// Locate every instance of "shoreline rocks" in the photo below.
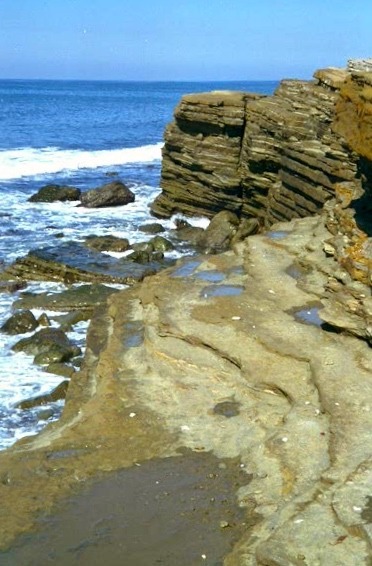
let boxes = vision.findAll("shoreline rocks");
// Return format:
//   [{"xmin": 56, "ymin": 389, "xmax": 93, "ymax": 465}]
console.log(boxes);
[
  {"xmin": 0, "ymin": 212, "xmax": 371, "ymax": 564},
  {"xmin": 0, "ymin": 61, "xmax": 371, "ymax": 564}
]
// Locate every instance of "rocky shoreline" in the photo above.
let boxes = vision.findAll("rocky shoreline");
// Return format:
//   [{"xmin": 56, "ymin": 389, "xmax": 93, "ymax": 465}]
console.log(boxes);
[{"xmin": 0, "ymin": 62, "xmax": 371, "ymax": 564}]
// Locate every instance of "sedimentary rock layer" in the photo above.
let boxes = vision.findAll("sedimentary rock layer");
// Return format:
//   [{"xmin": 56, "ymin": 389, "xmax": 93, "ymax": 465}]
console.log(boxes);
[
  {"xmin": 152, "ymin": 68, "xmax": 361, "ymax": 228},
  {"xmin": 1, "ymin": 215, "xmax": 372, "ymax": 564}
]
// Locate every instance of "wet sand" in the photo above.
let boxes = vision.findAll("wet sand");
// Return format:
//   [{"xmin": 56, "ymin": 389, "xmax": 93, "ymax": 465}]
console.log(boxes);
[{"xmin": 0, "ymin": 450, "xmax": 249, "ymax": 566}]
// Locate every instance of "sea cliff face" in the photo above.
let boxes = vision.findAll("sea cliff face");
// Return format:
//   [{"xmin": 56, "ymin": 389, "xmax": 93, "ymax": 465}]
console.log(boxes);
[{"xmin": 152, "ymin": 68, "xmax": 362, "ymax": 229}]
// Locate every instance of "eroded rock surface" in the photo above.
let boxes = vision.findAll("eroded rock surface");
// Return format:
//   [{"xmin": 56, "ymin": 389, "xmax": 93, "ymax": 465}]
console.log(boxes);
[
  {"xmin": 152, "ymin": 68, "xmax": 360, "ymax": 230},
  {"xmin": 0, "ymin": 214, "xmax": 371, "ymax": 565}
]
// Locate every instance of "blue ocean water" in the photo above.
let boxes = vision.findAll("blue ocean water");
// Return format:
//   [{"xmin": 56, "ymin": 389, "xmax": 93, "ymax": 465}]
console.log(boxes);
[{"xmin": 0, "ymin": 79, "xmax": 277, "ymax": 448}]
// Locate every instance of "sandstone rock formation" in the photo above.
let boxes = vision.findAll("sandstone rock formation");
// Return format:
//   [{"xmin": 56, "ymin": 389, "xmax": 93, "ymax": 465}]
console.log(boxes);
[
  {"xmin": 152, "ymin": 68, "xmax": 360, "ymax": 230},
  {"xmin": 0, "ymin": 215, "xmax": 371, "ymax": 564},
  {"xmin": 1, "ymin": 63, "xmax": 372, "ymax": 565}
]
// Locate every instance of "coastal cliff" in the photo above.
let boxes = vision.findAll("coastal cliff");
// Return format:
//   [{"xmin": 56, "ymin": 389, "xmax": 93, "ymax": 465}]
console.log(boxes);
[
  {"xmin": 152, "ymin": 68, "xmax": 359, "ymax": 227},
  {"xmin": 0, "ymin": 64, "xmax": 372, "ymax": 565}
]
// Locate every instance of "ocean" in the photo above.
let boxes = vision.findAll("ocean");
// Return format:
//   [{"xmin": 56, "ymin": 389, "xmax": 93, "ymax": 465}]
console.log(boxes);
[{"xmin": 0, "ymin": 79, "xmax": 277, "ymax": 449}]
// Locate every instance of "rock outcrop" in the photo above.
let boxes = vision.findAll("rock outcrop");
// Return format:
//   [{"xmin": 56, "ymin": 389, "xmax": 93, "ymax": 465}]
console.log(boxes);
[
  {"xmin": 152, "ymin": 68, "xmax": 361, "ymax": 230},
  {"xmin": 0, "ymin": 215, "xmax": 372, "ymax": 564},
  {"xmin": 80, "ymin": 180, "xmax": 135, "ymax": 208},
  {"xmin": 1, "ymin": 62, "xmax": 372, "ymax": 565}
]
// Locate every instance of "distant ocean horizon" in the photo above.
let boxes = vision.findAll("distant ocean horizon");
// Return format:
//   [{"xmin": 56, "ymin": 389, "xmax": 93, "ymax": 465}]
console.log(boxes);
[{"xmin": 0, "ymin": 78, "xmax": 278, "ymax": 448}]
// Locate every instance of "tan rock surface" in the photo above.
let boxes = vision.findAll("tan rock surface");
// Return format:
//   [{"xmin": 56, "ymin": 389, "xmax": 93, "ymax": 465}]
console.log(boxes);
[
  {"xmin": 152, "ymin": 68, "xmax": 362, "ymax": 231},
  {"xmin": 0, "ymin": 214, "xmax": 371, "ymax": 564}
]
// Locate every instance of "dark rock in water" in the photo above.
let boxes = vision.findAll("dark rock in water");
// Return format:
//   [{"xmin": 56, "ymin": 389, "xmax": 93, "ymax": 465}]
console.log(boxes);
[
  {"xmin": 37, "ymin": 313, "xmax": 51, "ymax": 327},
  {"xmin": 37, "ymin": 408, "xmax": 54, "ymax": 421},
  {"xmin": 28, "ymin": 184, "xmax": 81, "ymax": 203},
  {"xmin": 1, "ymin": 310, "xmax": 38, "ymax": 335},
  {"xmin": 198, "ymin": 211, "xmax": 240, "ymax": 254},
  {"xmin": 14, "ymin": 284, "xmax": 120, "ymax": 313},
  {"xmin": 151, "ymin": 251, "xmax": 164, "ymax": 262},
  {"xmin": 52, "ymin": 310, "xmax": 91, "ymax": 331},
  {"xmin": 149, "ymin": 235, "xmax": 174, "ymax": 252},
  {"xmin": 80, "ymin": 181, "xmax": 135, "ymax": 208},
  {"xmin": 15, "ymin": 380, "xmax": 69, "ymax": 409},
  {"xmin": 44, "ymin": 362, "xmax": 76, "ymax": 379},
  {"xmin": 0, "ymin": 281, "xmax": 27, "ymax": 293},
  {"xmin": 126, "ymin": 250, "xmax": 152, "ymax": 263},
  {"xmin": 34, "ymin": 345, "xmax": 81, "ymax": 365},
  {"xmin": 12, "ymin": 328, "xmax": 81, "ymax": 366},
  {"xmin": 171, "ymin": 218, "xmax": 205, "ymax": 246},
  {"xmin": 84, "ymin": 235, "xmax": 130, "ymax": 252},
  {"xmin": 0, "ymin": 242, "xmax": 166, "ymax": 285},
  {"xmin": 138, "ymin": 222, "xmax": 165, "ymax": 234},
  {"xmin": 131, "ymin": 241, "xmax": 154, "ymax": 253}
]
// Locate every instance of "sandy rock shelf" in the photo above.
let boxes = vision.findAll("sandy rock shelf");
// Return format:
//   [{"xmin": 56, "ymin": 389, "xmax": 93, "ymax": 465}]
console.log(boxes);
[{"xmin": 0, "ymin": 214, "xmax": 371, "ymax": 565}]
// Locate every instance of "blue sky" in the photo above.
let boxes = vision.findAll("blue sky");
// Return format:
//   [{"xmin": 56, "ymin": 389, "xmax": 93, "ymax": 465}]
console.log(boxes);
[{"xmin": 0, "ymin": 0, "xmax": 370, "ymax": 80}]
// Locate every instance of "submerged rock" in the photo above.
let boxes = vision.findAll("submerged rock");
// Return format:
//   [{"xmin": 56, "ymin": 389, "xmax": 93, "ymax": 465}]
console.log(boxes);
[
  {"xmin": 28, "ymin": 184, "xmax": 81, "ymax": 203},
  {"xmin": 80, "ymin": 181, "xmax": 135, "ymax": 208}
]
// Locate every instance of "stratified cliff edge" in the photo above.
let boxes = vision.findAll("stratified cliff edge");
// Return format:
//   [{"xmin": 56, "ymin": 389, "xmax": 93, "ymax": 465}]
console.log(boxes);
[
  {"xmin": 0, "ymin": 63, "xmax": 372, "ymax": 566},
  {"xmin": 152, "ymin": 67, "xmax": 359, "ymax": 227}
]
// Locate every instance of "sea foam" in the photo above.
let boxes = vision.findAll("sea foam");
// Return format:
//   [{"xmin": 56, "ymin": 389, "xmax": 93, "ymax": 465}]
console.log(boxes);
[{"xmin": 0, "ymin": 143, "xmax": 163, "ymax": 181}]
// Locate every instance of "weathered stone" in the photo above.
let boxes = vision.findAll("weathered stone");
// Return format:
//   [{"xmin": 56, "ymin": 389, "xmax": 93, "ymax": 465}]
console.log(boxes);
[
  {"xmin": 149, "ymin": 235, "xmax": 174, "ymax": 252},
  {"xmin": 138, "ymin": 222, "xmax": 165, "ymax": 234},
  {"xmin": 152, "ymin": 69, "xmax": 362, "ymax": 231},
  {"xmin": 80, "ymin": 181, "xmax": 135, "ymax": 208},
  {"xmin": 0, "ymin": 214, "xmax": 371, "ymax": 565},
  {"xmin": 1, "ymin": 310, "xmax": 38, "ymax": 335},
  {"xmin": 84, "ymin": 235, "xmax": 130, "ymax": 252},
  {"xmin": 13, "ymin": 284, "xmax": 120, "ymax": 313},
  {"xmin": 0, "ymin": 242, "xmax": 164, "ymax": 285},
  {"xmin": 12, "ymin": 327, "xmax": 80, "ymax": 361},
  {"xmin": 197, "ymin": 210, "xmax": 240, "ymax": 253},
  {"xmin": 15, "ymin": 381, "xmax": 69, "ymax": 409},
  {"xmin": 44, "ymin": 363, "xmax": 76, "ymax": 379},
  {"xmin": 28, "ymin": 184, "xmax": 81, "ymax": 203}
]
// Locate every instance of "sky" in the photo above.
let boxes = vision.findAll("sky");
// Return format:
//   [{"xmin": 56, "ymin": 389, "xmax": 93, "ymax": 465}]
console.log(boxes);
[{"xmin": 0, "ymin": 0, "xmax": 370, "ymax": 81}]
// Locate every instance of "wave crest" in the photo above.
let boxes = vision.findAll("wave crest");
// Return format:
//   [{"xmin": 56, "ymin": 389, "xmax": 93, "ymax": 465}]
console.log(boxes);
[{"xmin": 0, "ymin": 143, "xmax": 163, "ymax": 181}]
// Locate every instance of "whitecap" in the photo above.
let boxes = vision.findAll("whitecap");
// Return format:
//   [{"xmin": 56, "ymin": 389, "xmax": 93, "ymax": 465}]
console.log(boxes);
[{"xmin": 0, "ymin": 143, "xmax": 163, "ymax": 181}]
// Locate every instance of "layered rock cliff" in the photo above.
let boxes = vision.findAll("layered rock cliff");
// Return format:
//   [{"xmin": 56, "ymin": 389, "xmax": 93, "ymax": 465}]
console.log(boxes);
[
  {"xmin": 152, "ymin": 68, "xmax": 361, "ymax": 228},
  {"xmin": 1, "ymin": 64, "xmax": 372, "ymax": 566}
]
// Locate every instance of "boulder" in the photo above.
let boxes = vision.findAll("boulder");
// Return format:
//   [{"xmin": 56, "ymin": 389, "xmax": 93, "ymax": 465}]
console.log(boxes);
[
  {"xmin": 197, "ymin": 211, "xmax": 240, "ymax": 254},
  {"xmin": 149, "ymin": 235, "xmax": 174, "ymax": 252},
  {"xmin": 84, "ymin": 235, "xmax": 130, "ymax": 252},
  {"xmin": 80, "ymin": 181, "xmax": 135, "ymax": 208},
  {"xmin": 1, "ymin": 310, "xmax": 38, "ymax": 335},
  {"xmin": 15, "ymin": 380, "xmax": 69, "ymax": 409},
  {"xmin": 12, "ymin": 327, "xmax": 81, "ymax": 365},
  {"xmin": 138, "ymin": 223, "xmax": 165, "ymax": 234},
  {"xmin": 28, "ymin": 184, "xmax": 81, "ymax": 203}
]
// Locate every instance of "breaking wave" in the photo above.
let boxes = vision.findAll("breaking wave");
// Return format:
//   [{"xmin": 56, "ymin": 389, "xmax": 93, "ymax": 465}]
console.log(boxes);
[{"xmin": 0, "ymin": 142, "xmax": 163, "ymax": 181}]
